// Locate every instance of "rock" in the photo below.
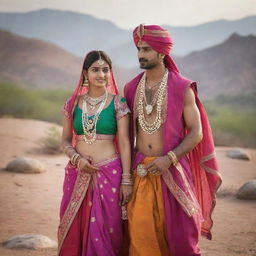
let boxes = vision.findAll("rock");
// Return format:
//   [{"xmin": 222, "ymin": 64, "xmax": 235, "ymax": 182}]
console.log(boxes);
[
  {"xmin": 6, "ymin": 157, "xmax": 46, "ymax": 173},
  {"xmin": 237, "ymin": 180, "xmax": 256, "ymax": 200},
  {"xmin": 14, "ymin": 182, "xmax": 23, "ymax": 187},
  {"xmin": 3, "ymin": 234, "xmax": 57, "ymax": 249},
  {"xmin": 226, "ymin": 148, "xmax": 251, "ymax": 160}
]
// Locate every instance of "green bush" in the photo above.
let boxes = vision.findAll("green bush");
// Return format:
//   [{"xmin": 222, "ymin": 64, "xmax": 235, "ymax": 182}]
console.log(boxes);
[
  {"xmin": 0, "ymin": 83, "xmax": 71, "ymax": 124},
  {"xmin": 1, "ymin": 83, "xmax": 255, "ymax": 148},
  {"xmin": 203, "ymin": 94, "xmax": 256, "ymax": 148}
]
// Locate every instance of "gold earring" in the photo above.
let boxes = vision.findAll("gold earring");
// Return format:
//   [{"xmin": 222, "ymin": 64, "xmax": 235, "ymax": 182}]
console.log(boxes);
[
  {"xmin": 160, "ymin": 54, "xmax": 165, "ymax": 63},
  {"xmin": 82, "ymin": 76, "xmax": 89, "ymax": 87}
]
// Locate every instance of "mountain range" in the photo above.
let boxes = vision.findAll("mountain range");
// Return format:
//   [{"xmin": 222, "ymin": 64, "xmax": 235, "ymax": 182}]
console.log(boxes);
[
  {"xmin": 174, "ymin": 33, "xmax": 256, "ymax": 98},
  {"xmin": 0, "ymin": 29, "xmax": 255, "ymax": 99},
  {"xmin": 0, "ymin": 9, "xmax": 255, "ymax": 67},
  {"xmin": 0, "ymin": 30, "xmax": 82, "ymax": 90}
]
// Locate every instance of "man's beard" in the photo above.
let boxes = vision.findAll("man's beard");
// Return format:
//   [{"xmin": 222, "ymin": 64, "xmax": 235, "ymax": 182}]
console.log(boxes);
[{"xmin": 139, "ymin": 58, "xmax": 158, "ymax": 70}]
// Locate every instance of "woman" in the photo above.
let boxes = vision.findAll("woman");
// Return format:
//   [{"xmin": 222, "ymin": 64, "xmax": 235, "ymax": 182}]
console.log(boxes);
[{"xmin": 58, "ymin": 50, "xmax": 132, "ymax": 256}]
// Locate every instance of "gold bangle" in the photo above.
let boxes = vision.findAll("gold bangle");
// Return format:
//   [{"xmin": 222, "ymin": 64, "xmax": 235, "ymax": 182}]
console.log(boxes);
[
  {"xmin": 71, "ymin": 153, "xmax": 80, "ymax": 165},
  {"xmin": 167, "ymin": 151, "xmax": 178, "ymax": 166},
  {"xmin": 121, "ymin": 181, "xmax": 133, "ymax": 185},
  {"xmin": 121, "ymin": 176, "xmax": 133, "ymax": 185},
  {"xmin": 74, "ymin": 155, "xmax": 81, "ymax": 166},
  {"xmin": 122, "ymin": 173, "xmax": 132, "ymax": 177}
]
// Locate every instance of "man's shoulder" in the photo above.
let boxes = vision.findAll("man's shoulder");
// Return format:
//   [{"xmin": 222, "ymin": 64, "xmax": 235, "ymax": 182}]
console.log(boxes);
[
  {"xmin": 124, "ymin": 72, "xmax": 144, "ymax": 92},
  {"xmin": 169, "ymin": 70, "xmax": 197, "ymax": 93},
  {"xmin": 169, "ymin": 70, "xmax": 194, "ymax": 85}
]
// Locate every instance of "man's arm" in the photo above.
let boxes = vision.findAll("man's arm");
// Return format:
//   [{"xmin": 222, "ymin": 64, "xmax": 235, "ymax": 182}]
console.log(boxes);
[
  {"xmin": 146, "ymin": 86, "xmax": 203, "ymax": 173},
  {"xmin": 172, "ymin": 86, "xmax": 203, "ymax": 159}
]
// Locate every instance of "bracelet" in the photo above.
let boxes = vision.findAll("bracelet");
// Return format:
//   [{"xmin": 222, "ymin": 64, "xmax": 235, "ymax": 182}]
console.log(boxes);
[
  {"xmin": 74, "ymin": 154, "xmax": 80, "ymax": 165},
  {"xmin": 121, "ymin": 175, "xmax": 133, "ymax": 185},
  {"xmin": 122, "ymin": 173, "xmax": 132, "ymax": 177},
  {"xmin": 167, "ymin": 151, "xmax": 178, "ymax": 166},
  {"xmin": 121, "ymin": 181, "xmax": 133, "ymax": 186},
  {"xmin": 121, "ymin": 178, "xmax": 133, "ymax": 182},
  {"xmin": 70, "ymin": 154, "xmax": 76, "ymax": 165},
  {"xmin": 71, "ymin": 153, "xmax": 80, "ymax": 165},
  {"xmin": 74, "ymin": 155, "xmax": 81, "ymax": 166}
]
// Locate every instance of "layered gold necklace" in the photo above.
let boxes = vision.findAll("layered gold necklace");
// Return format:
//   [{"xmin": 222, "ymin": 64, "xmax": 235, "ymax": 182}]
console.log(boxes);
[
  {"xmin": 83, "ymin": 93, "xmax": 106, "ymax": 110},
  {"xmin": 82, "ymin": 92, "xmax": 108, "ymax": 144},
  {"xmin": 138, "ymin": 70, "xmax": 168, "ymax": 135}
]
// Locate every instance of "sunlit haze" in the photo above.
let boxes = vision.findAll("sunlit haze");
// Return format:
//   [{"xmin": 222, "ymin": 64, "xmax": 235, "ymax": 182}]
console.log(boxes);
[{"xmin": 0, "ymin": 0, "xmax": 255, "ymax": 28}]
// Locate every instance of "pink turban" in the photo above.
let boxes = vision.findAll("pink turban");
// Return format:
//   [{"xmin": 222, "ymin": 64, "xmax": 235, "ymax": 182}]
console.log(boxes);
[{"xmin": 133, "ymin": 24, "xmax": 179, "ymax": 72}]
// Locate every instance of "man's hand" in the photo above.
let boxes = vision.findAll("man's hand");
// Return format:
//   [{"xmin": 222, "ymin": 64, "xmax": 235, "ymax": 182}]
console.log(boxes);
[{"xmin": 146, "ymin": 156, "xmax": 172, "ymax": 175}]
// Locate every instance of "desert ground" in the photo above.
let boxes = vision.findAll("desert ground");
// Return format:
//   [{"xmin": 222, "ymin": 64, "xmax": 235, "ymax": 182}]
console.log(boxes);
[{"xmin": 0, "ymin": 118, "xmax": 255, "ymax": 256}]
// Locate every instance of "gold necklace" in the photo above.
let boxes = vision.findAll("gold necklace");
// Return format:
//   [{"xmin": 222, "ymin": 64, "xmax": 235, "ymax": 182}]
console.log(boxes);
[
  {"xmin": 138, "ymin": 70, "xmax": 168, "ymax": 135},
  {"xmin": 82, "ymin": 92, "xmax": 108, "ymax": 144},
  {"xmin": 143, "ymin": 86, "xmax": 160, "ymax": 115},
  {"xmin": 83, "ymin": 93, "xmax": 106, "ymax": 110},
  {"xmin": 146, "ymin": 80, "xmax": 161, "ymax": 90}
]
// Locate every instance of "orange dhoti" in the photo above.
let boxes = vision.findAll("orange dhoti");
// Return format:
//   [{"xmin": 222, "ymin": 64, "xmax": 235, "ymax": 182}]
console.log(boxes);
[{"xmin": 127, "ymin": 157, "xmax": 170, "ymax": 256}]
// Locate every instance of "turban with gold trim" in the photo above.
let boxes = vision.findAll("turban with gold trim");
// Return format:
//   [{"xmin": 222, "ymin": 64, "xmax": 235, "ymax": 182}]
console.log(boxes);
[{"xmin": 133, "ymin": 24, "xmax": 179, "ymax": 72}]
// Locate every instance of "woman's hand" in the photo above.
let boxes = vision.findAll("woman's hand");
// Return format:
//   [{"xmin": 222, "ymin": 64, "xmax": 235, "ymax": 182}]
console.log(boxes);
[
  {"xmin": 83, "ymin": 155, "xmax": 94, "ymax": 164},
  {"xmin": 78, "ymin": 157, "xmax": 99, "ymax": 174},
  {"xmin": 120, "ymin": 185, "xmax": 133, "ymax": 206}
]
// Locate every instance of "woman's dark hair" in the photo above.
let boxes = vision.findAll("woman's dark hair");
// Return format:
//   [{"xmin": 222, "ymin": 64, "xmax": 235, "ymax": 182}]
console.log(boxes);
[{"xmin": 83, "ymin": 50, "xmax": 112, "ymax": 71}]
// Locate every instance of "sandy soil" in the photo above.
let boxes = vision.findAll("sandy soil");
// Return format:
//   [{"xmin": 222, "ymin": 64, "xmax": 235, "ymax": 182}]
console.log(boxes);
[{"xmin": 0, "ymin": 118, "xmax": 255, "ymax": 256}]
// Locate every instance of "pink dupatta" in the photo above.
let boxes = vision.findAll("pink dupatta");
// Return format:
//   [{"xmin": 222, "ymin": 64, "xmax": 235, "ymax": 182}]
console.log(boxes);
[{"xmin": 125, "ymin": 24, "xmax": 222, "ymax": 239}]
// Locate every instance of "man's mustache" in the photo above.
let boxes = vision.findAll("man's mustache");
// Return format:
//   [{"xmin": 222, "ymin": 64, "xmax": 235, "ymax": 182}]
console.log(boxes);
[{"xmin": 139, "ymin": 58, "xmax": 148, "ymax": 63}]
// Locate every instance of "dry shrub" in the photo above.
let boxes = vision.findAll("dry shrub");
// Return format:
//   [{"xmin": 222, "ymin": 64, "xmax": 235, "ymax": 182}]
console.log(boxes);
[{"xmin": 38, "ymin": 125, "xmax": 62, "ymax": 154}]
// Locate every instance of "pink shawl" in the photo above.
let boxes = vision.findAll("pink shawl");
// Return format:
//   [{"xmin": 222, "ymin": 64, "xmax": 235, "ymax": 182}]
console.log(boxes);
[{"xmin": 125, "ymin": 25, "xmax": 222, "ymax": 239}]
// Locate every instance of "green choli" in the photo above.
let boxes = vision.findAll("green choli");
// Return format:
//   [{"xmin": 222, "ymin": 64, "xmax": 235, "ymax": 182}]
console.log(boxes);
[{"xmin": 73, "ymin": 96, "xmax": 129, "ymax": 135}]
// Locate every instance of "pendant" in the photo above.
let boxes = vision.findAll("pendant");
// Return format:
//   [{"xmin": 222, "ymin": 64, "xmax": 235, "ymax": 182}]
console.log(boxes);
[
  {"xmin": 88, "ymin": 119, "xmax": 94, "ymax": 130},
  {"xmin": 88, "ymin": 124, "xmax": 94, "ymax": 130},
  {"xmin": 145, "ymin": 104, "xmax": 153, "ymax": 115}
]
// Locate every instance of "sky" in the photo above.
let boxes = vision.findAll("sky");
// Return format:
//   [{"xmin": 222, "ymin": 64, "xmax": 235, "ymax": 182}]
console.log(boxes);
[{"xmin": 0, "ymin": 0, "xmax": 256, "ymax": 29}]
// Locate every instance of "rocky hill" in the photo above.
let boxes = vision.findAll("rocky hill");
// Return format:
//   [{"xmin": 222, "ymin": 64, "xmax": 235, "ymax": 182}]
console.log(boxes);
[{"xmin": 0, "ymin": 30, "xmax": 255, "ymax": 99}]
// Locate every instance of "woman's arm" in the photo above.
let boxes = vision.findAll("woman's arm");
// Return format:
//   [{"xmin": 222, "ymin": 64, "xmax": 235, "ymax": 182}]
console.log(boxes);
[
  {"xmin": 117, "ymin": 114, "xmax": 131, "ymax": 175},
  {"xmin": 61, "ymin": 116, "xmax": 98, "ymax": 173},
  {"xmin": 117, "ymin": 114, "xmax": 133, "ymax": 205},
  {"xmin": 62, "ymin": 116, "xmax": 73, "ymax": 149}
]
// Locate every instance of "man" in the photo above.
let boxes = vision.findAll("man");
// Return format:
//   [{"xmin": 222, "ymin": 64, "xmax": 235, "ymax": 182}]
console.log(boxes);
[{"xmin": 124, "ymin": 24, "xmax": 222, "ymax": 256}]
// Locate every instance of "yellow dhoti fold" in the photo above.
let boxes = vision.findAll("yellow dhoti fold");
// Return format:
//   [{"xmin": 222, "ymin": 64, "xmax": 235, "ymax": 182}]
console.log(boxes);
[{"xmin": 127, "ymin": 157, "xmax": 170, "ymax": 256}]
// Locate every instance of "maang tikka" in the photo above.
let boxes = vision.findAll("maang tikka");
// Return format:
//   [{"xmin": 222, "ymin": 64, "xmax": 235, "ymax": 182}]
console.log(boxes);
[{"xmin": 97, "ymin": 51, "xmax": 105, "ymax": 66}]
